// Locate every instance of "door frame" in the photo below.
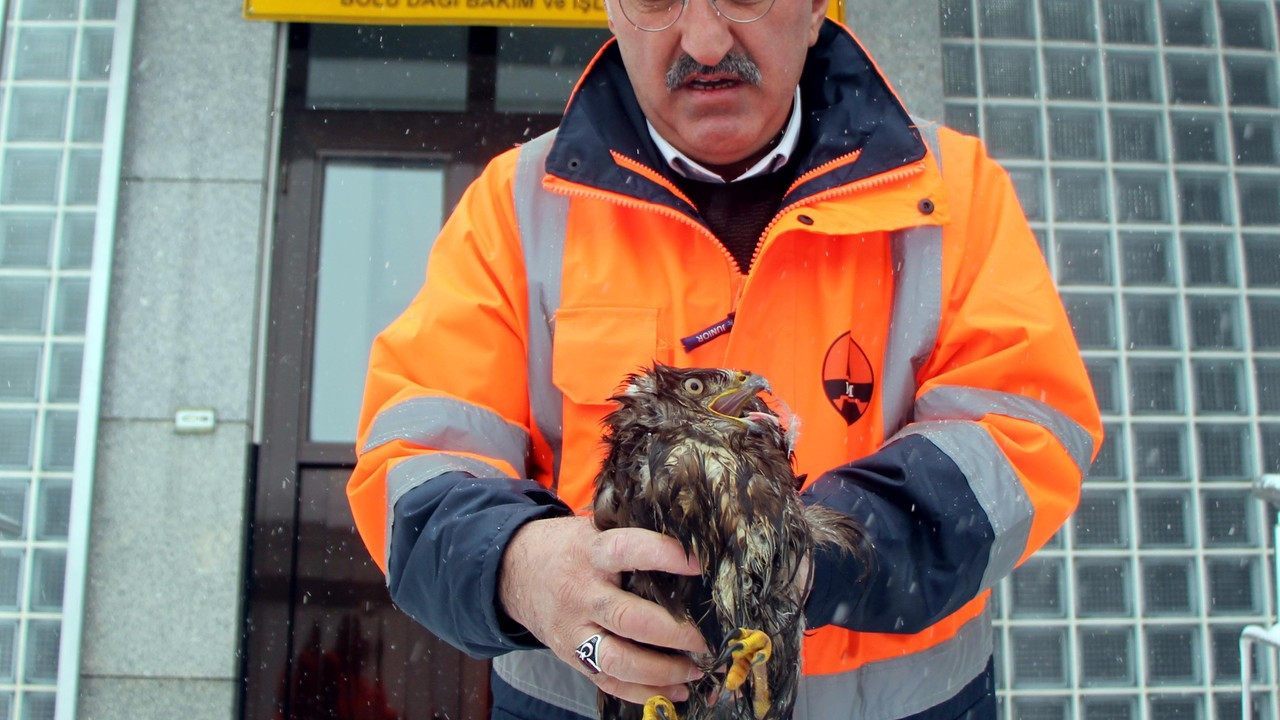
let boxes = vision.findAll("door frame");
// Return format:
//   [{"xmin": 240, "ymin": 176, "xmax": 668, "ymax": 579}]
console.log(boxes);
[{"xmin": 241, "ymin": 23, "xmax": 562, "ymax": 719}]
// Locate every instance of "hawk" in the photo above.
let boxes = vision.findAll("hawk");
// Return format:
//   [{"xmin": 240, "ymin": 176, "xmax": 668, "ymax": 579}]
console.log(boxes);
[{"xmin": 591, "ymin": 364, "xmax": 867, "ymax": 720}]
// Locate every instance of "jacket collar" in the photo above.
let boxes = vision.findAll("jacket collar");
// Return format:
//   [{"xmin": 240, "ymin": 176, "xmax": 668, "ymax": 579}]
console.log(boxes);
[{"xmin": 544, "ymin": 20, "xmax": 929, "ymax": 215}]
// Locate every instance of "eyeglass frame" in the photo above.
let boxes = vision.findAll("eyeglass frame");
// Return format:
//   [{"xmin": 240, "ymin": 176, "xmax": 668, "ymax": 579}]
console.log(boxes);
[{"xmin": 615, "ymin": 0, "xmax": 780, "ymax": 32}]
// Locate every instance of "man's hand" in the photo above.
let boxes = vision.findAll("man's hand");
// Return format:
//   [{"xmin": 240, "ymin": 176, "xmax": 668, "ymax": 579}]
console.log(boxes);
[{"xmin": 498, "ymin": 515, "xmax": 709, "ymax": 704}]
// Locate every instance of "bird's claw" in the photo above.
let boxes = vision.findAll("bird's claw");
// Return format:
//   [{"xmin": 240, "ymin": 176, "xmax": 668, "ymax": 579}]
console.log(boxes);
[
  {"xmin": 718, "ymin": 628, "xmax": 772, "ymax": 692},
  {"xmin": 710, "ymin": 628, "xmax": 773, "ymax": 719},
  {"xmin": 642, "ymin": 695, "xmax": 678, "ymax": 720}
]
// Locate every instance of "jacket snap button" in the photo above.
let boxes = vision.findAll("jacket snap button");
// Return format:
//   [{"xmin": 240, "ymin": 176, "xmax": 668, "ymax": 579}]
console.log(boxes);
[
  {"xmin": 797, "ymin": 214, "xmax": 814, "ymax": 225},
  {"xmin": 918, "ymin": 198, "xmax": 935, "ymax": 215}
]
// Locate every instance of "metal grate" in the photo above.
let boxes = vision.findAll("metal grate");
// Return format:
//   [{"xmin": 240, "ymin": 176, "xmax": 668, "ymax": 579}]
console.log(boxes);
[
  {"xmin": 940, "ymin": 0, "xmax": 1280, "ymax": 714},
  {"xmin": 0, "ymin": 0, "xmax": 118, "ymax": 714}
]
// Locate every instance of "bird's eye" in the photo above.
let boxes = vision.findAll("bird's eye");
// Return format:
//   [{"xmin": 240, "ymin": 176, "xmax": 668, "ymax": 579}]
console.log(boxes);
[{"xmin": 682, "ymin": 378, "xmax": 705, "ymax": 395}]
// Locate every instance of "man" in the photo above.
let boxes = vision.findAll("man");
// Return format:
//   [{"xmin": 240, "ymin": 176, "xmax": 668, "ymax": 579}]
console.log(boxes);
[{"xmin": 348, "ymin": 0, "xmax": 1103, "ymax": 715}]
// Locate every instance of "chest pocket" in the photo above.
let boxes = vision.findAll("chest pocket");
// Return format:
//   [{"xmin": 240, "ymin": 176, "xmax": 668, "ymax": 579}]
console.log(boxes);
[
  {"xmin": 552, "ymin": 307, "xmax": 660, "ymax": 404},
  {"xmin": 551, "ymin": 306, "xmax": 660, "ymax": 510}
]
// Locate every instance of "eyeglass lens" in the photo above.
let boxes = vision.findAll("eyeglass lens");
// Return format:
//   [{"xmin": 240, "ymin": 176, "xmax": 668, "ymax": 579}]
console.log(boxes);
[{"xmin": 618, "ymin": 0, "xmax": 777, "ymax": 31}]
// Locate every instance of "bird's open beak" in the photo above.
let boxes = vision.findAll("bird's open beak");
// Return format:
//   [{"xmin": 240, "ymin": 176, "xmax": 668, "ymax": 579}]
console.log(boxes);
[{"xmin": 709, "ymin": 373, "xmax": 770, "ymax": 419}]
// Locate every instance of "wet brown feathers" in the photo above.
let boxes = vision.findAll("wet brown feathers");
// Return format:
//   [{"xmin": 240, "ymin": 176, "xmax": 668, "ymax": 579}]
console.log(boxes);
[{"xmin": 591, "ymin": 364, "xmax": 866, "ymax": 720}]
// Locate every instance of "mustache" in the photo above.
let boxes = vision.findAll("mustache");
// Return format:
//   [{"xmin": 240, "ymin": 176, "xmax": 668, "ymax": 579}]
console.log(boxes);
[{"xmin": 665, "ymin": 51, "xmax": 763, "ymax": 90}]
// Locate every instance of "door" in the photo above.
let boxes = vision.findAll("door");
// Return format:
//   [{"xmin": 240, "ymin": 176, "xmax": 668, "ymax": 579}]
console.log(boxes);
[{"xmin": 243, "ymin": 23, "xmax": 609, "ymax": 719}]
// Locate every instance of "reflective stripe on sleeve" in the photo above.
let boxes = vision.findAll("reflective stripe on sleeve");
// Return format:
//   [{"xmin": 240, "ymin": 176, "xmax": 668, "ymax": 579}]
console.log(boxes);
[
  {"xmin": 795, "ymin": 605, "xmax": 992, "ymax": 720},
  {"xmin": 891, "ymin": 420, "xmax": 1034, "ymax": 593},
  {"xmin": 383, "ymin": 452, "xmax": 512, "ymax": 571},
  {"xmin": 514, "ymin": 130, "xmax": 569, "ymax": 490},
  {"xmin": 362, "ymin": 395, "xmax": 530, "ymax": 475},
  {"xmin": 493, "ymin": 648, "xmax": 598, "ymax": 717},
  {"xmin": 917, "ymin": 385, "xmax": 1096, "ymax": 473},
  {"xmin": 492, "ymin": 605, "xmax": 993, "ymax": 720},
  {"xmin": 880, "ymin": 225, "xmax": 943, "ymax": 441},
  {"xmin": 881, "ymin": 118, "xmax": 945, "ymax": 441}
]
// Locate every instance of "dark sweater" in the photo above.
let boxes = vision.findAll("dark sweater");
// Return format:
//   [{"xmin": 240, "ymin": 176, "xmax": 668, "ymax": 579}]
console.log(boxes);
[{"xmin": 673, "ymin": 163, "xmax": 797, "ymax": 274}]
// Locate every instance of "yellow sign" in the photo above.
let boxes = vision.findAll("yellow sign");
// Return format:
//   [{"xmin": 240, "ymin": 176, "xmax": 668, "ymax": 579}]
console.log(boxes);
[{"xmin": 244, "ymin": 0, "xmax": 843, "ymax": 28}]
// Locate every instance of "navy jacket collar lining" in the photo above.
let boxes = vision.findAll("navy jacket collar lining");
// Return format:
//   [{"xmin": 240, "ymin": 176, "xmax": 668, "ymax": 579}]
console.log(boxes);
[{"xmin": 545, "ymin": 21, "xmax": 927, "ymax": 215}]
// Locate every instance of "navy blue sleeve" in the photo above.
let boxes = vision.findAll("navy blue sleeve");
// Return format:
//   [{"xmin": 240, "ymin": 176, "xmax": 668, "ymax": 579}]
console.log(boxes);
[
  {"xmin": 801, "ymin": 434, "xmax": 995, "ymax": 634},
  {"xmin": 387, "ymin": 471, "xmax": 573, "ymax": 658}
]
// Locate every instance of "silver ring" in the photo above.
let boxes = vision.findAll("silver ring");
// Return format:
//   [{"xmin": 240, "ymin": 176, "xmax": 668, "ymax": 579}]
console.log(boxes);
[{"xmin": 575, "ymin": 633, "xmax": 603, "ymax": 675}]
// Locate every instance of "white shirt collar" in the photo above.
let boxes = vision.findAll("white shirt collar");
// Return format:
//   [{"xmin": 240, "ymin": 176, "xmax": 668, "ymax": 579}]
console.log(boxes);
[{"xmin": 646, "ymin": 86, "xmax": 803, "ymax": 184}]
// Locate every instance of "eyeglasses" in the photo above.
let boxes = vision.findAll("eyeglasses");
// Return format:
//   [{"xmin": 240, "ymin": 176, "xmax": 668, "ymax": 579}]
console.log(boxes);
[{"xmin": 616, "ymin": 0, "xmax": 778, "ymax": 32}]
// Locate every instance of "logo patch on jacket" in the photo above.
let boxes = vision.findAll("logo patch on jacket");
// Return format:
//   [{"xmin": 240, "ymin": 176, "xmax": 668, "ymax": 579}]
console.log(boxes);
[{"xmin": 822, "ymin": 332, "xmax": 874, "ymax": 425}]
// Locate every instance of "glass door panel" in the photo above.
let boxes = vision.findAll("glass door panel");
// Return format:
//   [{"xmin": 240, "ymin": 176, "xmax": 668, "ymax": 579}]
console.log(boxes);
[
  {"xmin": 285, "ymin": 467, "xmax": 488, "ymax": 719},
  {"xmin": 305, "ymin": 25, "xmax": 469, "ymax": 111},
  {"xmin": 495, "ymin": 27, "xmax": 611, "ymax": 113},
  {"xmin": 310, "ymin": 162, "xmax": 445, "ymax": 444}
]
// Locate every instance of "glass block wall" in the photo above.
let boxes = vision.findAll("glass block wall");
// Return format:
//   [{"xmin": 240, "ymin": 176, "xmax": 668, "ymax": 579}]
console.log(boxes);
[
  {"xmin": 940, "ymin": 0, "xmax": 1280, "ymax": 717},
  {"xmin": 0, "ymin": 0, "xmax": 116, "ymax": 716}
]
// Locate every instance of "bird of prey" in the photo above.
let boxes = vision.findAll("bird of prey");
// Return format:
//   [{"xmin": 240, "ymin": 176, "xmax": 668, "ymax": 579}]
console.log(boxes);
[{"xmin": 591, "ymin": 364, "xmax": 867, "ymax": 720}]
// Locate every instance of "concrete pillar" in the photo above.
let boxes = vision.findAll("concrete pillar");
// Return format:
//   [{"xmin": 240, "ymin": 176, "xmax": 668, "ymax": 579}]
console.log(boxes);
[
  {"xmin": 843, "ymin": 0, "xmax": 945, "ymax": 121},
  {"xmin": 77, "ymin": 1, "xmax": 276, "ymax": 716}
]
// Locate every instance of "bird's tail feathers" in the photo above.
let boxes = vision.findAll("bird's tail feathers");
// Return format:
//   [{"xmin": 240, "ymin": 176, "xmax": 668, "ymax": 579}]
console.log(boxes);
[{"xmin": 803, "ymin": 504, "xmax": 873, "ymax": 581}]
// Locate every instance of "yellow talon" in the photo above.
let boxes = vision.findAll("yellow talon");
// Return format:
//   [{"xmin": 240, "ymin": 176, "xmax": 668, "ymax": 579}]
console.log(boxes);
[
  {"xmin": 722, "ymin": 628, "xmax": 772, "ymax": 693},
  {"xmin": 642, "ymin": 695, "xmax": 678, "ymax": 720}
]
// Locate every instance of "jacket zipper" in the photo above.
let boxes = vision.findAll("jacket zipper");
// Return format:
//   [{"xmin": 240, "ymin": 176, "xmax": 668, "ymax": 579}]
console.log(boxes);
[
  {"xmin": 546, "ymin": 158, "xmax": 927, "ymax": 340},
  {"xmin": 548, "ymin": 182, "xmax": 744, "ymax": 282},
  {"xmin": 728, "ymin": 160, "xmax": 929, "ymax": 331},
  {"xmin": 748, "ymin": 160, "xmax": 929, "ymax": 272}
]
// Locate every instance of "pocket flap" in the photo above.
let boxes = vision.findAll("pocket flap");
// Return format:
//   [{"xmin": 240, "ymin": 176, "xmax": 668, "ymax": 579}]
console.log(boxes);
[{"xmin": 552, "ymin": 307, "xmax": 658, "ymax": 405}]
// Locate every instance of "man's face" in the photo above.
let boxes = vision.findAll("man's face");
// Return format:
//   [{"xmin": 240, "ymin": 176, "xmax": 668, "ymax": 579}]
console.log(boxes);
[{"xmin": 608, "ymin": 0, "xmax": 827, "ymax": 171}]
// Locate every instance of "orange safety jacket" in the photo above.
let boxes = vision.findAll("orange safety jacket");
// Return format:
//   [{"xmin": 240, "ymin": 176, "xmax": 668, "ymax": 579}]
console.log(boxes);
[{"xmin": 350, "ymin": 19, "xmax": 1102, "ymax": 720}]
